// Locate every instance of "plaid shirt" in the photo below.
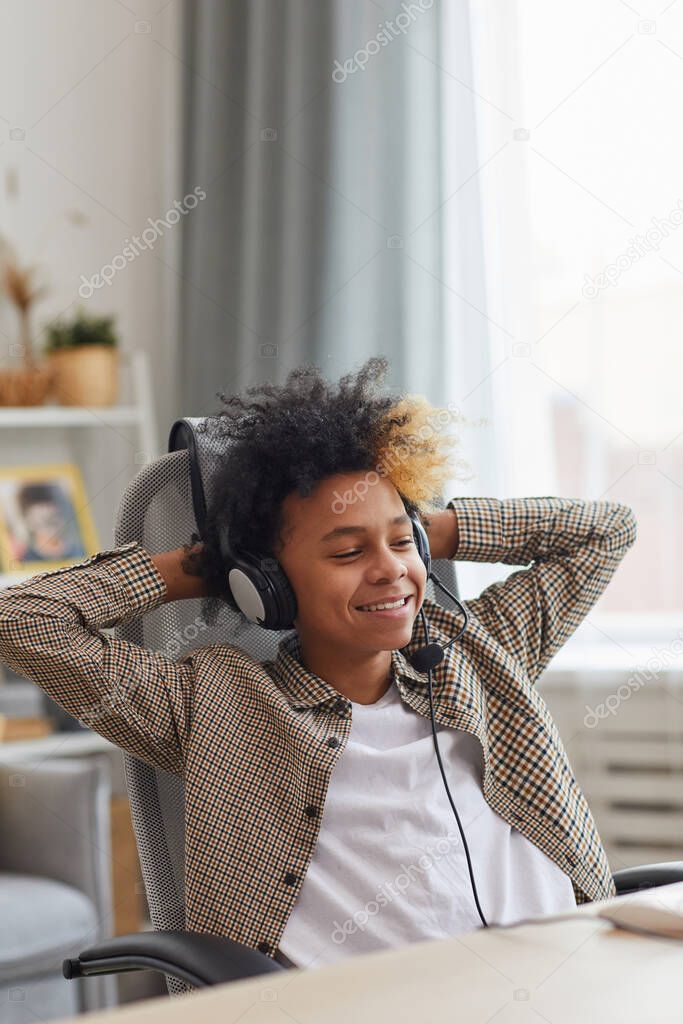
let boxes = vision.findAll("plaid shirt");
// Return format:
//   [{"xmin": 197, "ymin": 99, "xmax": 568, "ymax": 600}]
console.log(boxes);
[{"xmin": 0, "ymin": 496, "xmax": 637, "ymax": 968}]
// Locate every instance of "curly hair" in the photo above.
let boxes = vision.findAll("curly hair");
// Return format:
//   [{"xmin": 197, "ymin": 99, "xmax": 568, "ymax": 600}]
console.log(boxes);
[{"xmin": 179, "ymin": 356, "xmax": 475, "ymax": 628}]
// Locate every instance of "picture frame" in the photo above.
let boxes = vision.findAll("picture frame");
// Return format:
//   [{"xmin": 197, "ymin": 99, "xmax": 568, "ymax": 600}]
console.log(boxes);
[{"xmin": 0, "ymin": 462, "xmax": 100, "ymax": 575}]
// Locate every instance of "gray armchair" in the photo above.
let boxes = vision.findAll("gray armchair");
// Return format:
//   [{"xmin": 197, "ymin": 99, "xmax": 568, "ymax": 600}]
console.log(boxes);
[{"xmin": 0, "ymin": 756, "xmax": 118, "ymax": 1020}]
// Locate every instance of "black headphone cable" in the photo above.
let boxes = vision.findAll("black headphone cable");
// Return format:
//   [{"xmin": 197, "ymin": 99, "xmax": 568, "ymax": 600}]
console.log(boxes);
[{"xmin": 405, "ymin": 572, "xmax": 489, "ymax": 929}]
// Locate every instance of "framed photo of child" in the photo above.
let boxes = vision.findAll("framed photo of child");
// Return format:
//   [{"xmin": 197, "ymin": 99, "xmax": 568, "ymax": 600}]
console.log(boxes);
[{"xmin": 0, "ymin": 463, "xmax": 99, "ymax": 574}]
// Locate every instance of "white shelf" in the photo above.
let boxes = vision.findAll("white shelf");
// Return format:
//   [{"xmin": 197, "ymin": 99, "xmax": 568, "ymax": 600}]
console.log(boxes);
[
  {"xmin": 0, "ymin": 567, "xmax": 137, "ymax": 588},
  {"xmin": 0, "ymin": 350, "xmax": 155, "ymax": 436},
  {"xmin": 0, "ymin": 349, "xmax": 158, "ymax": 586},
  {"xmin": 0, "ymin": 729, "xmax": 116, "ymax": 762},
  {"xmin": 0, "ymin": 570, "xmax": 43, "ymax": 588},
  {"xmin": 0, "ymin": 565, "xmax": 110, "ymax": 588},
  {"xmin": 0, "ymin": 405, "xmax": 143, "ymax": 427}
]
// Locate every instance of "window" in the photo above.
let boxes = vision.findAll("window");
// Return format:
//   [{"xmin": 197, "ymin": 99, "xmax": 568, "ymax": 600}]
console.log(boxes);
[{"xmin": 450, "ymin": 1, "xmax": 683, "ymax": 648}]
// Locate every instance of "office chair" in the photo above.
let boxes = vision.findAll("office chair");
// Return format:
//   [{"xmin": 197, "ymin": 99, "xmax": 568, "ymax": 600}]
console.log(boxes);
[{"xmin": 63, "ymin": 416, "xmax": 683, "ymax": 998}]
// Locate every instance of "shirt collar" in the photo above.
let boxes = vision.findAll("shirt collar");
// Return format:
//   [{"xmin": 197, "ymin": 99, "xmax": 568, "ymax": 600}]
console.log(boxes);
[{"xmin": 271, "ymin": 608, "xmax": 456, "ymax": 710}]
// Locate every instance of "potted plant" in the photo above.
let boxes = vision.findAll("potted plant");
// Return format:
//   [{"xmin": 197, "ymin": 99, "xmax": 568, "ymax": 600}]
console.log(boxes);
[
  {"xmin": 44, "ymin": 308, "xmax": 119, "ymax": 407},
  {"xmin": 0, "ymin": 167, "xmax": 88, "ymax": 405},
  {"xmin": 0, "ymin": 242, "xmax": 53, "ymax": 405}
]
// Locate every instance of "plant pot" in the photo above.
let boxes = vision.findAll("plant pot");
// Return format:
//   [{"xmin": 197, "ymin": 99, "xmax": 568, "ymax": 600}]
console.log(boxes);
[
  {"xmin": 0, "ymin": 362, "xmax": 54, "ymax": 406},
  {"xmin": 47, "ymin": 344, "xmax": 119, "ymax": 406}
]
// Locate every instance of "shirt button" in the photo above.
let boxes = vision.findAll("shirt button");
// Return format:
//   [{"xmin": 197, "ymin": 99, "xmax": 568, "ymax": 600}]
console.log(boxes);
[
  {"xmin": 304, "ymin": 804, "xmax": 319, "ymax": 818},
  {"xmin": 284, "ymin": 872, "xmax": 298, "ymax": 886},
  {"xmin": 327, "ymin": 736, "xmax": 340, "ymax": 748},
  {"xmin": 257, "ymin": 941, "xmax": 271, "ymax": 954}
]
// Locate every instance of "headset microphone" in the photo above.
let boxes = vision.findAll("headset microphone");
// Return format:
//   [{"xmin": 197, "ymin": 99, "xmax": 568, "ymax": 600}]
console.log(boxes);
[
  {"xmin": 406, "ymin": 617, "xmax": 465, "ymax": 672},
  {"xmin": 406, "ymin": 572, "xmax": 469, "ymax": 671}
]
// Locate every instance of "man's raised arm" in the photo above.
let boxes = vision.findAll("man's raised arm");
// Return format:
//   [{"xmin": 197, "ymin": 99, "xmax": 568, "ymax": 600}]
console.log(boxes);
[
  {"xmin": 0, "ymin": 541, "xmax": 210, "ymax": 775},
  {"xmin": 428, "ymin": 497, "xmax": 637, "ymax": 685}
]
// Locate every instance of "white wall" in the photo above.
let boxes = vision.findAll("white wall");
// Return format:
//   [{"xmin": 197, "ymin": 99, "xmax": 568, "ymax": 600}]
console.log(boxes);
[{"xmin": 0, "ymin": 0, "xmax": 183, "ymax": 549}]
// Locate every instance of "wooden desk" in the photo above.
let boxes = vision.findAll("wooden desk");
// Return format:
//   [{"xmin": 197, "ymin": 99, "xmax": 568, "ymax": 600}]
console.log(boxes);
[{"xmin": 55, "ymin": 882, "xmax": 683, "ymax": 1024}]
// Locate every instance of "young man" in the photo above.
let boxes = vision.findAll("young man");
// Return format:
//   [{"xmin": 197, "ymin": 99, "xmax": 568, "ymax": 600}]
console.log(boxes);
[{"xmin": 0, "ymin": 357, "xmax": 637, "ymax": 983}]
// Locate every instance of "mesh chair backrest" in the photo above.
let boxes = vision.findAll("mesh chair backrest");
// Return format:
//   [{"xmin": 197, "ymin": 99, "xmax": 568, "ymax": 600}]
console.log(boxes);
[{"xmin": 113, "ymin": 420, "xmax": 461, "ymax": 997}]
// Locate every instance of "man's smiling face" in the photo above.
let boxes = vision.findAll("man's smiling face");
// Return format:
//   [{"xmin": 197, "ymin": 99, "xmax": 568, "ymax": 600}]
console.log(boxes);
[{"xmin": 273, "ymin": 472, "xmax": 427, "ymax": 670}]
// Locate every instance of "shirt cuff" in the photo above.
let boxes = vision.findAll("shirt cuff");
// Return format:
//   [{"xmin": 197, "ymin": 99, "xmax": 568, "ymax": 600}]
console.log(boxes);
[
  {"xmin": 11, "ymin": 540, "xmax": 170, "ymax": 628},
  {"xmin": 91, "ymin": 541, "xmax": 169, "ymax": 616},
  {"xmin": 445, "ymin": 497, "xmax": 506, "ymax": 563}
]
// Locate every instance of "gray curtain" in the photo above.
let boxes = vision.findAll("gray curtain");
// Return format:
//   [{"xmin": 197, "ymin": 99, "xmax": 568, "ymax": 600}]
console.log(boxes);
[{"xmin": 180, "ymin": 0, "xmax": 481, "ymax": 414}]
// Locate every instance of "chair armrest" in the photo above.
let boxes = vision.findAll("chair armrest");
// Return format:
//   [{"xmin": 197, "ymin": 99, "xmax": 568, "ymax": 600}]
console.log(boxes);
[
  {"xmin": 613, "ymin": 861, "xmax": 683, "ymax": 895},
  {"xmin": 63, "ymin": 930, "xmax": 288, "ymax": 989}
]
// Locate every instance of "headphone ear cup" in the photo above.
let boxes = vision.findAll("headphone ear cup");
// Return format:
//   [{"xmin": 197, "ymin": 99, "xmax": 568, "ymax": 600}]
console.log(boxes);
[
  {"xmin": 218, "ymin": 523, "xmax": 297, "ymax": 630},
  {"xmin": 233, "ymin": 549, "xmax": 298, "ymax": 631},
  {"xmin": 410, "ymin": 512, "xmax": 432, "ymax": 578},
  {"xmin": 257, "ymin": 554, "xmax": 298, "ymax": 630}
]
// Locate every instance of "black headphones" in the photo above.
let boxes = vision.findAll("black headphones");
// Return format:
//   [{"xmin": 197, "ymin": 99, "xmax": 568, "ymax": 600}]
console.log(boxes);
[{"xmin": 218, "ymin": 507, "xmax": 431, "ymax": 631}]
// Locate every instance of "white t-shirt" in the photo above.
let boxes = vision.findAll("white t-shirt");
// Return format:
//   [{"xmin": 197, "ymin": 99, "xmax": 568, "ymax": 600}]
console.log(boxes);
[{"xmin": 277, "ymin": 677, "xmax": 577, "ymax": 970}]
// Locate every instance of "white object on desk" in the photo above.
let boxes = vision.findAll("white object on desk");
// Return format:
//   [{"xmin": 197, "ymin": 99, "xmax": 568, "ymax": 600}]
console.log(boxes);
[
  {"xmin": 495, "ymin": 879, "xmax": 683, "ymax": 940},
  {"xmin": 596, "ymin": 884, "xmax": 683, "ymax": 940}
]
